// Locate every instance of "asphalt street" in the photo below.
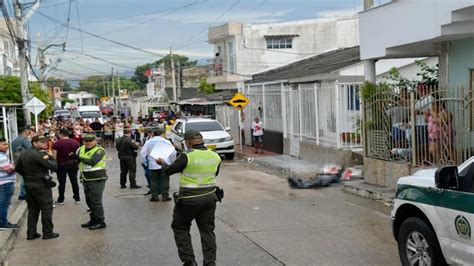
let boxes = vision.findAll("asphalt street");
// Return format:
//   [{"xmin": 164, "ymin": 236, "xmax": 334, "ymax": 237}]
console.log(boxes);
[{"xmin": 6, "ymin": 148, "xmax": 400, "ymax": 265}]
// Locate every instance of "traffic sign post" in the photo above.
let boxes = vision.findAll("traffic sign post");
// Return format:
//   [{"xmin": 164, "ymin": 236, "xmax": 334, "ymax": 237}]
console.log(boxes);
[
  {"xmin": 25, "ymin": 97, "xmax": 46, "ymax": 132},
  {"xmin": 228, "ymin": 93, "xmax": 251, "ymax": 150},
  {"xmin": 228, "ymin": 93, "xmax": 250, "ymax": 110}
]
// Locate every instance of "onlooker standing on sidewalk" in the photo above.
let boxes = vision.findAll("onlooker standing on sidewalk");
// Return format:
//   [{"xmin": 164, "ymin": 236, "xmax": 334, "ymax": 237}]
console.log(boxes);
[
  {"xmin": 52, "ymin": 129, "xmax": 81, "ymax": 204},
  {"xmin": 0, "ymin": 138, "xmax": 19, "ymax": 229},
  {"xmin": 90, "ymin": 118, "xmax": 104, "ymax": 145},
  {"xmin": 252, "ymin": 117, "xmax": 264, "ymax": 154},
  {"xmin": 11, "ymin": 127, "xmax": 31, "ymax": 200},
  {"xmin": 15, "ymin": 135, "xmax": 59, "ymax": 240},
  {"xmin": 116, "ymin": 130, "xmax": 141, "ymax": 189}
]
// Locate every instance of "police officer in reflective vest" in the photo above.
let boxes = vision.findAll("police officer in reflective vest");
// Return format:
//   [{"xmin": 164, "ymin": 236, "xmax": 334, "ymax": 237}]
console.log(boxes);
[
  {"xmin": 156, "ymin": 130, "xmax": 222, "ymax": 266},
  {"xmin": 76, "ymin": 134, "xmax": 108, "ymax": 230}
]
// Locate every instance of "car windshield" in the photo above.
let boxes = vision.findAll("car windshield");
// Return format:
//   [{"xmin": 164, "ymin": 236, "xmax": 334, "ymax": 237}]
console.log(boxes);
[
  {"xmin": 186, "ymin": 121, "xmax": 224, "ymax": 132},
  {"xmin": 55, "ymin": 111, "xmax": 70, "ymax": 115},
  {"xmin": 79, "ymin": 111, "xmax": 101, "ymax": 118}
]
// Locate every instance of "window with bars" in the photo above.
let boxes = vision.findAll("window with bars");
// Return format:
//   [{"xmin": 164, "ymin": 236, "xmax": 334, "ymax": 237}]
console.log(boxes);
[
  {"xmin": 266, "ymin": 38, "xmax": 293, "ymax": 49},
  {"xmin": 347, "ymin": 84, "xmax": 360, "ymax": 111}
]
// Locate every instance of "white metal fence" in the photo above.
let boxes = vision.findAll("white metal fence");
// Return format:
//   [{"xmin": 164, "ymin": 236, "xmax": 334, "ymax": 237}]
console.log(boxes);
[{"xmin": 235, "ymin": 81, "xmax": 363, "ymax": 150}]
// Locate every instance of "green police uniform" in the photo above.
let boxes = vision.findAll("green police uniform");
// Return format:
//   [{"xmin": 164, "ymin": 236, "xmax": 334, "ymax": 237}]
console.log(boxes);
[
  {"xmin": 15, "ymin": 136, "xmax": 58, "ymax": 239},
  {"xmin": 77, "ymin": 137, "xmax": 108, "ymax": 229},
  {"xmin": 164, "ymin": 143, "xmax": 221, "ymax": 266}
]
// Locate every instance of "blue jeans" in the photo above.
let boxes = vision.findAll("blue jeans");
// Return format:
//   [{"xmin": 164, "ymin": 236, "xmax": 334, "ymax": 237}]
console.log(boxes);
[
  {"xmin": 0, "ymin": 182, "xmax": 15, "ymax": 226},
  {"xmin": 19, "ymin": 175, "xmax": 26, "ymax": 198}
]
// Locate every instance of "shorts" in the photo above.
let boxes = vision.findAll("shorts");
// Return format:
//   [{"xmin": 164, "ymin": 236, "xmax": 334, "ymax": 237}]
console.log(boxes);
[
  {"xmin": 95, "ymin": 132, "xmax": 103, "ymax": 138},
  {"xmin": 253, "ymin": 135, "xmax": 263, "ymax": 143}
]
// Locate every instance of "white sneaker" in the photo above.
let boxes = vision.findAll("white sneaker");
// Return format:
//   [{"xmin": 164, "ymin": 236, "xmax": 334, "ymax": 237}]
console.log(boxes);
[
  {"xmin": 53, "ymin": 204, "xmax": 56, "ymax": 208},
  {"xmin": 75, "ymin": 200, "xmax": 81, "ymax": 204}
]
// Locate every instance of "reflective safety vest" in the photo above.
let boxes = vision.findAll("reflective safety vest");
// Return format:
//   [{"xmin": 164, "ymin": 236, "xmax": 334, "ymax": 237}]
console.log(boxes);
[
  {"xmin": 79, "ymin": 145, "xmax": 107, "ymax": 181},
  {"xmin": 180, "ymin": 149, "xmax": 221, "ymax": 188}
]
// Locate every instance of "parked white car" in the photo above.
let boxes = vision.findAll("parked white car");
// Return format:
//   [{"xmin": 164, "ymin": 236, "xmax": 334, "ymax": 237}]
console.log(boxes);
[
  {"xmin": 170, "ymin": 118, "xmax": 235, "ymax": 160},
  {"xmin": 392, "ymin": 157, "xmax": 474, "ymax": 265}
]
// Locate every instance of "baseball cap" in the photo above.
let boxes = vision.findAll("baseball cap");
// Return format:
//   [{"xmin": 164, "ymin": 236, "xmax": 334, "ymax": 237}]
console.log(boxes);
[
  {"xmin": 83, "ymin": 134, "xmax": 96, "ymax": 141},
  {"xmin": 184, "ymin": 130, "xmax": 202, "ymax": 140},
  {"xmin": 31, "ymin": 135, "xmax": 47, "ymax": 143}
]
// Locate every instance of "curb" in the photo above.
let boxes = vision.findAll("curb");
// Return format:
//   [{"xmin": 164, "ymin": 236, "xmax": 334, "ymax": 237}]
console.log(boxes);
[
  {"xmin": 342, "ymin": 180, "xmax": 395, "ymax": 206},
  {"xmin": 0, "ymin": 201, "xmax": 27, "ymax": 264}
]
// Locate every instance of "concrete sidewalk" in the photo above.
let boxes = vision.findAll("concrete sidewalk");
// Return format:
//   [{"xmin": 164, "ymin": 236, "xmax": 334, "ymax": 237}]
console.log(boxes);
[{"xmin": 0, "ymin": 181, "xmax": 28, "ymax": 264}]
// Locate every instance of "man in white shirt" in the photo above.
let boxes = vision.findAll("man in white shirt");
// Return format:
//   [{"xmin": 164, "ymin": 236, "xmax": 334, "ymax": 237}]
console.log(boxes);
[
  {"xmin": 252, "ymin": 117, "xmax": 264, "ymax": 154},
  {"xmin": 140, "ymin": 129, "xmax": 176, "ymax": 202}
]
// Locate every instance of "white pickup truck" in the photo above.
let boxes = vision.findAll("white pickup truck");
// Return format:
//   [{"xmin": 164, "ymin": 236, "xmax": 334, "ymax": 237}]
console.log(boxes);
[{"xmin": 392, "ymin": 158, "xmax": 474, "ymax": 265}]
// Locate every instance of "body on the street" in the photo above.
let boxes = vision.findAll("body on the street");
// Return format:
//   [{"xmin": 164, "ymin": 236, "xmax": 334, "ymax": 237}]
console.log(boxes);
[
  {"xmin": 116, "ymin": 130, "xmax": 140, "ymax": 189},
  {"xmin": 76, "ymin": 134, "xmax": 108, "ymax": 230},
  {"xmin": 157, "ymin": 130, "xmax": 221, "ymax": 266},
  {"xmin": 15, "ymin": 135, "xmax": 59, "ymax": 240},
  {"xmin": 52, "ymin": 128, "xmax": 80, "ymax": 204}
]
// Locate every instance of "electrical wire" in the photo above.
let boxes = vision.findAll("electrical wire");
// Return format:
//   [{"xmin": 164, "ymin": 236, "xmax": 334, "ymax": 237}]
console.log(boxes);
[
  {"xmin": 61, "ymin": 57, "xmax": 110, "ymax": 74},
  {"xmin": 64, "ymin": 0, "xmax": 72, "ymax": 42},
  {"xmin": 74, "ymin": 0, "xmax": 84, "ymax": 53},
  {"xmin": 67, "ymin": 1, "xmax": 205, "ymax": 42},
  {"xmin": 66, "ymin": 50, "xmax": 136, "ymax": 70},
  {"xmin": 175, "ymin": 0, "xmax": 241, "ymax": 50},
  {"xmin": 37, "ymin": 11, "xmax": 168, "ymax": 57}
]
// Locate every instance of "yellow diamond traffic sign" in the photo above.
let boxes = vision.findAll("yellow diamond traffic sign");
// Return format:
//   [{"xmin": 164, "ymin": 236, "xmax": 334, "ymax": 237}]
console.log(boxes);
[{"xmin": 228, "ymin": 93, "xmax": 250, "ymax": 110}]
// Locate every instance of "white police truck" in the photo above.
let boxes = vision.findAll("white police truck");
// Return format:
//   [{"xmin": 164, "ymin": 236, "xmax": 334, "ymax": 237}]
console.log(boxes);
[{"xmin": 392, "ymin": 158, "xmax": 474, "ymax": 265}]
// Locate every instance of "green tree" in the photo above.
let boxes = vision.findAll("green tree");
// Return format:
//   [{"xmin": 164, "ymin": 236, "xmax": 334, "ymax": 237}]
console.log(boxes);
[
  {"xmin": 0, "ymin": 76, "xmax": 53, "ymax": 122},
  {"xmin": 198, "ymin": 77, "xmax": 215, "ymax": 94},
  {"xmin": 79, "ymin": 75, "xmax": 140, "ymax": 97},
  {"xmin": 131, "ymin": 54, "xmax": 197, "ymax": 89},
  {"xmin": 46, "ymin": 77, "xmax": 72, "ymax": 92}
]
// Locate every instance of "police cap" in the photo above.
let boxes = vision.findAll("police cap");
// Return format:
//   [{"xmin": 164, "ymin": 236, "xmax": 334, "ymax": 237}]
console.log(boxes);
[
  {"xmin": 184, "ymin": 130, "xmax": 202, "ymax": 140},
  {"xmin": 31, "ymin": 135, "xmax": 47, "ymax": 143},
  {"xmin": 83, "ymin": 134, "xmax": 96, "ymax": 141}
]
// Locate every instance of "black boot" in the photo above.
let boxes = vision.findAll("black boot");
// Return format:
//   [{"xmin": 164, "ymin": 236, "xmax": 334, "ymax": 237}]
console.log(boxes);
[
  {"xmin": 89, "ymin": 222, "xmax": 107, "ymax": 230},
  {"xmin": 183, "ymin": 261, "xmax": 197, "ymax": 266},
  {"xmin": 81, "ymin": 220, "xmax": 95, "ymax": 228}
]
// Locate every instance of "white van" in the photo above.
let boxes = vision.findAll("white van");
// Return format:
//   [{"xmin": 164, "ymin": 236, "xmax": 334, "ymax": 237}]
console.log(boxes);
[{"xmin": 77, "ymin": 105, "xmax": 104, "ymax": 124}]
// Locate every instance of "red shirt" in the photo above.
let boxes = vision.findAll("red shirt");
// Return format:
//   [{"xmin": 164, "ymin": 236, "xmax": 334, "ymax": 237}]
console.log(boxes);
[{"xmin": 52, "ymin": 138, "xmax": 80, "ymax": 166}]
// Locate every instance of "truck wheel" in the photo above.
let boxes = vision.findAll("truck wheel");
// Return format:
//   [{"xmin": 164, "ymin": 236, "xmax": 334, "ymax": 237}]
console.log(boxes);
[
  {"xmin": 225, "ymin": 153, "xmax": 235, "ymax": 160},
  {"xmin": 397, "ymin": 217, "xmax": 446, "ymax": 266}
]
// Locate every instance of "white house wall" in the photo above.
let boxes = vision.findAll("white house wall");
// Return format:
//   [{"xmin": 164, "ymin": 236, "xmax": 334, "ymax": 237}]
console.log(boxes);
[
  {"xmin": 359, "ymin": 0, "xmax": 474, "ymax": 59},
  {"xmin": 238, "ymin": 18, "xmax": 359, "ymax": 77}
]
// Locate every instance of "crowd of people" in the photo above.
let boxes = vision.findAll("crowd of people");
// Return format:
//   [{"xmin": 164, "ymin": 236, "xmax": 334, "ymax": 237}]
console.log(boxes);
[
  {"xmin": 0, "ymin": 109, "xmax": 223, "ymax": 265},
  {"xmin": 387, "ymin": 84, "xmax": 455, "ymax": 165}
]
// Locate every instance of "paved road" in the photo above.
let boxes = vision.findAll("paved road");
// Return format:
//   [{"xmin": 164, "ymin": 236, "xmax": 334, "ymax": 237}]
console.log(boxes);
[{"xmin": 6, "ymin": 148, "xmax": 400, "ymax": 265}]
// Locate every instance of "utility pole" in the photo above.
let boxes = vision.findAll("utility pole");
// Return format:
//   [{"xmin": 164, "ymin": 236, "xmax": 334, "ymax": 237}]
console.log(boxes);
[
  {"xmin": 112, "ymin": 67, "xmax": 116, "ymax": 116},
  {"xmin": 170, "ymin": 47, "xmax": 177, "ymax": 104},
  {"xmin": 15, "ymin": 0, "xmax": 41, "ymax": 126},
  {"xmin": 117, "ymin": 70, "xmax": 121, "ymax": 116},
  {"xmin": 177, "ymin": 60, "xmax": 182, "ymax": 100}
]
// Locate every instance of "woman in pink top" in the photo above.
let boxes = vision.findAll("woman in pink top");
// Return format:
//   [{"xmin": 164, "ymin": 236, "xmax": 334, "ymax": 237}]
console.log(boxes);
[{"xmin": 428, "ymin": 102, "xmax": 441, "ymax": 164}]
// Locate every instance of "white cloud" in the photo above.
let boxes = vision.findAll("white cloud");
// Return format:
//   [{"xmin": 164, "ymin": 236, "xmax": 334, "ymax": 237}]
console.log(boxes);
[{"xmin": 315, "ymin": 7, "xmax": 362, "ymax": 19}]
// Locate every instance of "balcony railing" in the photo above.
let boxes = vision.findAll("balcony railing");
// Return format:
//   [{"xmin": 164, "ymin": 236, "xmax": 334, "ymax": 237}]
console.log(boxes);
[{"xmin": 208, "ymin": 56, "xmax": 236, "ymax": 77}]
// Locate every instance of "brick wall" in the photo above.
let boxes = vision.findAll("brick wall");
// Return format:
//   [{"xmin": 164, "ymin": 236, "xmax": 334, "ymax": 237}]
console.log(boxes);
[{"xmin": 363, "ymin": 157, "xmax": 412, "ymax": 188}]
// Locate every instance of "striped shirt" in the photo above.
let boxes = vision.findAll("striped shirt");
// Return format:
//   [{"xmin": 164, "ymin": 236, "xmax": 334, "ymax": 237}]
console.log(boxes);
[{"xmin": 0, "ymin": 152, "xmax": 15, "ymax": 185}]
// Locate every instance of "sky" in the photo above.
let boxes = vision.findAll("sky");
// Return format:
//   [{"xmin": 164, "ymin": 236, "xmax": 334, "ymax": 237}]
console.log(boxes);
[{"xmin": 15, "ymin": 0, "xmax": 387, "ymax": 80}]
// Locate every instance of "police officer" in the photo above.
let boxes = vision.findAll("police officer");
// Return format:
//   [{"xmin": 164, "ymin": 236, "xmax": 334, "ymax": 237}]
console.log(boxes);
[
  {"xmin": 116, "ymin": 129, "xmax": 141, "ymax": 189},
  {"xmin": 76, "ymin": 134, "xmax": 108, "ymax": 230},
  {"xmin": 156, "ymin": 130, "xmax": 222, "ymax": 266},
  {"xmin": 15, "ymin": 135, "xmax": 59, "ymax": 240}
]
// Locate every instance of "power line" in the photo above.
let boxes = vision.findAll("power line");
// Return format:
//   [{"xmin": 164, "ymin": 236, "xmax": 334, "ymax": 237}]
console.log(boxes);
[
  {"xmin": 66, "ymin": 50, "xmax": 136, "ymax": 70},
  {"xmin": 37, "ymin": 10, "xmax": 168, "ymax": 57},
  {"xmin": 61, "ymin": 57, "xmax": 110, "ymax": 74},
  {"xmin": 176, "ymin": 0, "xmax": 241, "ymax": 50},
  {"xmin": 74, "ymin": 0, "xmax": 83, "ymax": 52}
]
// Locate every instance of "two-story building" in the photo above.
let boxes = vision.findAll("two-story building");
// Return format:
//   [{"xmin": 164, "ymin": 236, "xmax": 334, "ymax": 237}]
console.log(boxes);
[
  {"xmin": 207, "ymin": 17, "xmax": 359, "ymax": 91},
  {"xmin": 359, "ymin": 0, "xmax": 474, "ymax": 188},
  {"xmin": 0, "ymin": 20, "xmax": 19, "ymax": 77}
]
